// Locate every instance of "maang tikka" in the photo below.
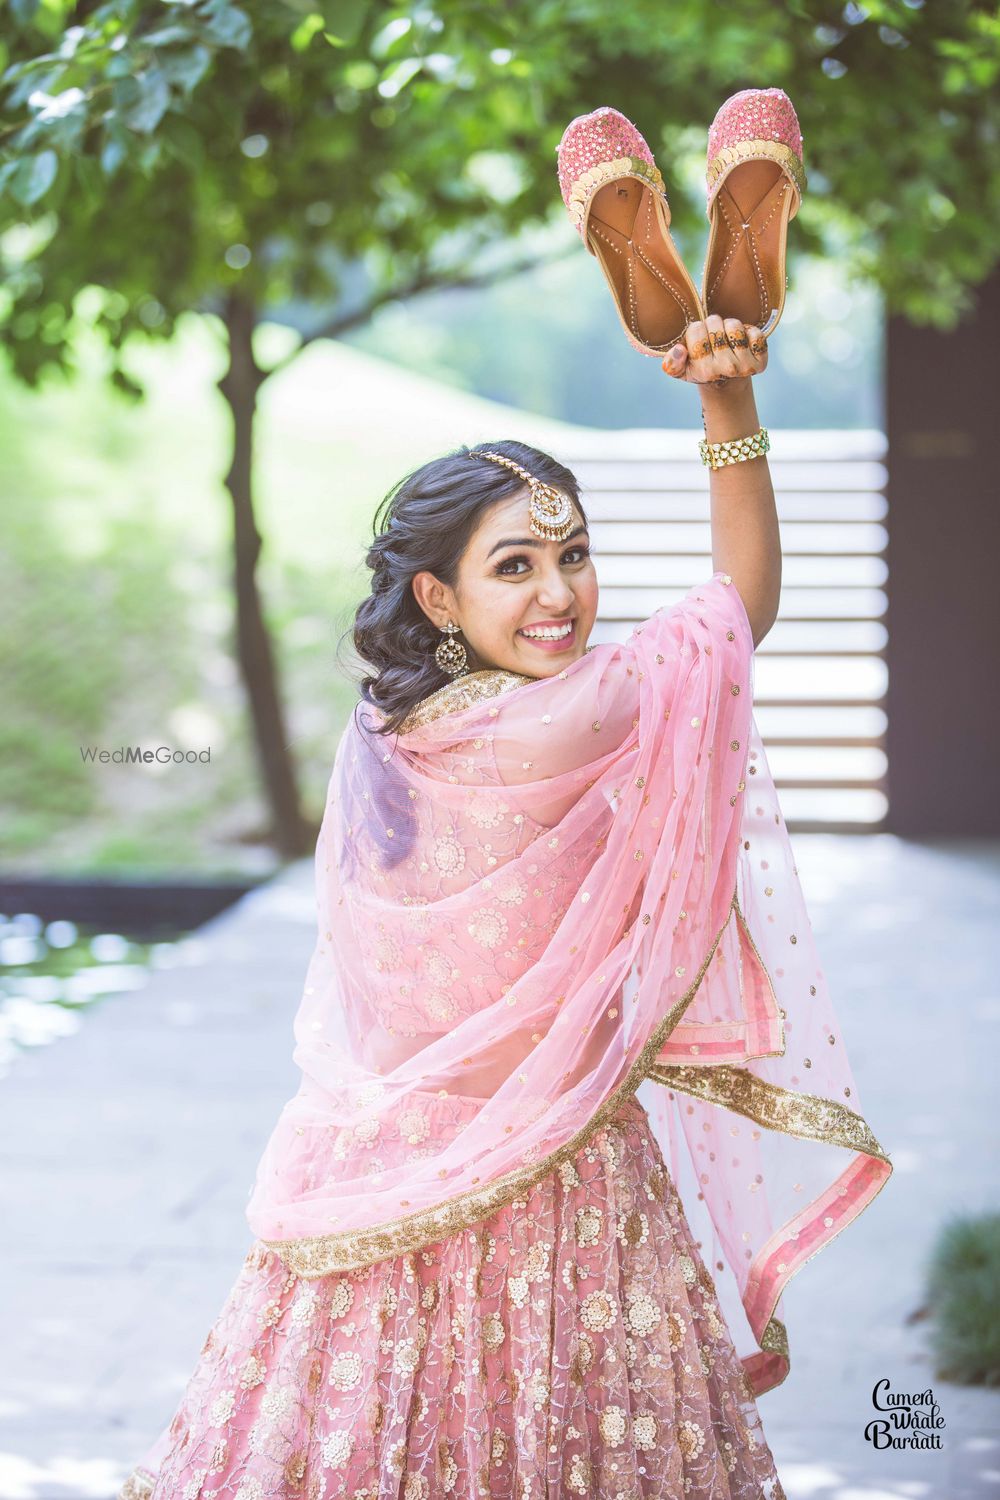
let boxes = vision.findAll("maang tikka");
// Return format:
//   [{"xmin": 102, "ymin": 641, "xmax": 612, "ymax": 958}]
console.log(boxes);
[
  {"xmin": 467, "ymin": 450, "xmax": 576, "ymax": 543},
  {"xmin": 432, "ymin": 453, "xmax": 575, "ymax": 678}
]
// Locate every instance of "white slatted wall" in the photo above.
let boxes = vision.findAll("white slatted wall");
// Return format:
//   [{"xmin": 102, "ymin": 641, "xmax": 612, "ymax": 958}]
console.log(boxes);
[{"xmin": 559, "ymin": 429, "xmax": 888, "ymax": 832}]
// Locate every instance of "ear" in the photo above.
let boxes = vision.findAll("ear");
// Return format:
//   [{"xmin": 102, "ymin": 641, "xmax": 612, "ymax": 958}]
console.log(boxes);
[{"xmin": 411, "ymin": 569, "xmax": 455, "ymax": 629}]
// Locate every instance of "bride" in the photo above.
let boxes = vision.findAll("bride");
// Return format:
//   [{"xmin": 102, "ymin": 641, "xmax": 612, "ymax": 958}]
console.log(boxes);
[{"xmin": 118, "ymin": 314, "xmax": 891, "ymax": 1499}]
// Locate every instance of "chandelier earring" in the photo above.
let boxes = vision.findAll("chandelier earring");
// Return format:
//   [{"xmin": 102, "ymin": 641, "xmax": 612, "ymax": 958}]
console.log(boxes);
[{"xmin": 434, "ymin": 619, "xmax": 469, "ymax": 678}]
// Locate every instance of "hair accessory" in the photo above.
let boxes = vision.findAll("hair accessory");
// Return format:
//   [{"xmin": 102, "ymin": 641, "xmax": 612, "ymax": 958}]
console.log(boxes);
[
  {"xmin": 434, "ymin": 619, "xmax": 469, "ymax": 678},
  {"xmin": 468, "ymin": 450, "xmax": 576, "ymax": 542},
  {"xmin": 699, "ymin": 426, "xmax": 771, "ymax": 469}
]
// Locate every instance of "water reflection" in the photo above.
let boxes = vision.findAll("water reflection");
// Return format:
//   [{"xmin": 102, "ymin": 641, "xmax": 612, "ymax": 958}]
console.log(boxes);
[{"xmin": 0, "ymin": 911, "xmax": 180, "ymax": 1077}]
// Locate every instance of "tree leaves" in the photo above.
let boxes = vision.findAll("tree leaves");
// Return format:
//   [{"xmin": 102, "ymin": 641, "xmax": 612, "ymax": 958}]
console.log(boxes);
[
  {"xmin": 0, "ymin": 0, "xmax": 997, "ymax": 363},
  {"xmin": 376, "ymin": 55, "xmax": 422, "ymax": 98},
  {"xmin": 321, "ymin": 0, "xmax": 369, "ymax": 47},
  {"xmin": 0, "ymin": 1, "xmax": 260, "ymax": 217},
  {"xmin": 118, "ymin": 68, "xmax": 171, "ymax": 132},
  {"xmin": 200, "ymin": 4, "xmax": 253, "ymax": 50},
  {"xmin": 100, "ymin": 129, "xmax": 129, "ymax": 177},
  {"xmin": 157, "ymin": 44, "xmax": 212, "ymax": 94},
  {"xmin": 10, "ymin": 147, "xmax": 58, "ymax": 204},
  {"xmin": 9, "ymin": 0, "xmax": 41, "ymax": 23}
]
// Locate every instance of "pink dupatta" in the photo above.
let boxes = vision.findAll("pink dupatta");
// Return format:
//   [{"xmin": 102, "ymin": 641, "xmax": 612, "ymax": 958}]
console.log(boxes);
[{"xmin": 246, "ymin": 570, "xmax": 892, "ymax": 1394}]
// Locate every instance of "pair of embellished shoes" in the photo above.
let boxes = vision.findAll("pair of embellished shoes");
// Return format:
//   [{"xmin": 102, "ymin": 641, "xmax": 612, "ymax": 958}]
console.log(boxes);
[{"xmin": 556, "ymin": 88, "xmax": 805, "ymax": 358}]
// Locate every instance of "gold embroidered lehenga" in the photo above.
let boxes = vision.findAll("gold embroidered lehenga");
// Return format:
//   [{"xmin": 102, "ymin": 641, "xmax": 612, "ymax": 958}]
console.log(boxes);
[{"xmin": 121, "ymin": 1095, "xmax": 786, "ymax": 1498}]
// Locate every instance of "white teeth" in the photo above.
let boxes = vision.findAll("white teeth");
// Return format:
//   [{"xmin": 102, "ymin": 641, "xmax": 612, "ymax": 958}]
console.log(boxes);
[{"xmin": 520, "ymin": 623, "xmax": 573, "ymax": 640}]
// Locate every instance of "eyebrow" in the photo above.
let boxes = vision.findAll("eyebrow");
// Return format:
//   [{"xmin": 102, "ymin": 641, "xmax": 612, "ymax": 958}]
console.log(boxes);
[{"xmin": 486, "ymin": 524, "xmax": 588, "ymax": 560}]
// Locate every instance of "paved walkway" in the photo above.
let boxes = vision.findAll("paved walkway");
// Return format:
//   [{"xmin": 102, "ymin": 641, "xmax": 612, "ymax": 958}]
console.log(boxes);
[{"xmin": 2, "ymin": 836, "xmax": 998, "ymax": 1499}]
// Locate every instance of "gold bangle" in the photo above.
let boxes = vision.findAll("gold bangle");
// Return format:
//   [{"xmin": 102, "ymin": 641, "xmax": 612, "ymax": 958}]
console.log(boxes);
[{"xmin": 698, "ymin": 426, "xmax": 770, "ymax": 470}]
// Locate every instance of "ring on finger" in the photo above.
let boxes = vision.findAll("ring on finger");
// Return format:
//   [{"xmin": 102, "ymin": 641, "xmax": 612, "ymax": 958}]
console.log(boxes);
[
  {"xmin": 696, "ymin": 339, "xmax": 713, "ymax": 358},
  {"xmin": 728, "ymin": 332, "xmax": 750, "ymax": 349},
  {"xmin": 710, "ymin": 331, "xmax": 729, "ymax": 350},
  {"xmin": 750, "ymin": 338, "xmax": 767, "ymax": 358}
]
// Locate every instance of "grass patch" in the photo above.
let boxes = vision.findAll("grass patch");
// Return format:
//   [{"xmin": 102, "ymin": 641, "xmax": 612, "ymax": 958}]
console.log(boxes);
[
  {"xmin": 924, "ymin": 1210, "xmax": 1000, "ymax": 1386},
  {"xmin": 0, "ymin": 318, "xmax": 574, "ymax": 878}
]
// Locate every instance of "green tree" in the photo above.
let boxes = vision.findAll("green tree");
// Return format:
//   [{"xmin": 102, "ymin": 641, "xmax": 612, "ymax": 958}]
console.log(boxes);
[{"xmin": 1, "ymin": 0, "xmax": 997, "ymax": 853}]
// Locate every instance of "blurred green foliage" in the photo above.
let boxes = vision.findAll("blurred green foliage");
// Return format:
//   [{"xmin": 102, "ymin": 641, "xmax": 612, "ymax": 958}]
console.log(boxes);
[
  {"xmin": 0, "ymin": 320, "xmax": 569, "ymax": 874},
  {"xmin": 925, "ymin": 1211, "xmax": 1000, "ymax": 1386},
  {"xmin": 0, "ymin": 0, "xmax": 997, "ymax": 393}
]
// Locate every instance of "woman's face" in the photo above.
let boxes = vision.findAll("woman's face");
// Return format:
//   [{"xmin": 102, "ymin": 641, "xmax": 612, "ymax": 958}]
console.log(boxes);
[{"xmin": 413, "ymin": 489, "xmax": 599, "ymax": 678}]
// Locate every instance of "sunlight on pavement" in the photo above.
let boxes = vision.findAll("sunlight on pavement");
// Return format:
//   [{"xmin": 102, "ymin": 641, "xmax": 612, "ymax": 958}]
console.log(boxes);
[
  {"xmin": 0, "ymin": 1451, "xmax": 125, "ymax": 1498},
  {"xmin": 778, "ymin": 1469, "xmax": 934, "ymax": 1499}
]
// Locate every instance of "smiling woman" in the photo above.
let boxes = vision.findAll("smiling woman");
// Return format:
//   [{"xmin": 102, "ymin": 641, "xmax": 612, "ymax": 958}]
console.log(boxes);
[
  {"xmin": 412, "ymin": 454, "xmax": 601, "ymax": 667},
  {"xmin": 118, "ymin": 433, "xmax": 890, "ymax": 1500},
  {"xmin": 348, "ymin": 440, "xmax": 599, "ymax": 737}
]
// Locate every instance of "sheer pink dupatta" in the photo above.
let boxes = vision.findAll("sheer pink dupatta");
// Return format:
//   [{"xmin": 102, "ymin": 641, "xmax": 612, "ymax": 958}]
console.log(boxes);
[{"xmin": 246, "ymin": 571, "xmax": 892, "ymax": 1394}]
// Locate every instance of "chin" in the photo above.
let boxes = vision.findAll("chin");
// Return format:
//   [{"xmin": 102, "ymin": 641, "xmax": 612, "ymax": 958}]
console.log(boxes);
[{"xmin": 515, "ymin": 648, "xmax": 586, "ymax": 678}]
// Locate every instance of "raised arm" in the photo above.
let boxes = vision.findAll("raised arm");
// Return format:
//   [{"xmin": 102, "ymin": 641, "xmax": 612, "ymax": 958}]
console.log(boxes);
[{"xmin": 662, "ymin": 314, "xmax": 781, "ymax": 649}]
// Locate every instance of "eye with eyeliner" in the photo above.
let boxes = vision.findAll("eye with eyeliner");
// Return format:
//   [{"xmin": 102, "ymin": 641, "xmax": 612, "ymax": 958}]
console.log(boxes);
[{"xmin": 493, "ymin": 544, "xmax": 592, "ymax": 577}]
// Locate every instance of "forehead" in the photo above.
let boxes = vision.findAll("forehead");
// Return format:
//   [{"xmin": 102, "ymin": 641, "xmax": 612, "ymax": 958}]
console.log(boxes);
[{"xmin": 467, "ymin": 488, "xmax": 584, "ymax": 552}]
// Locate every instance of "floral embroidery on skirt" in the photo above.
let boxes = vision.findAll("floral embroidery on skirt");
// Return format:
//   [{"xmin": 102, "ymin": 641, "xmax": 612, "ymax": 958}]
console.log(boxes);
[{"xmin": 120, "ymin": 1097, "xmax": 786, "ymax": 1499}]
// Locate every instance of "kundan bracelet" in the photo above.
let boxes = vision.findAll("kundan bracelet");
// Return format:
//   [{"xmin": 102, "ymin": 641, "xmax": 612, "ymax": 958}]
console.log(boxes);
[{"xmin": 699, "ymin": 425, "xmax": 770, "ymax": 470}]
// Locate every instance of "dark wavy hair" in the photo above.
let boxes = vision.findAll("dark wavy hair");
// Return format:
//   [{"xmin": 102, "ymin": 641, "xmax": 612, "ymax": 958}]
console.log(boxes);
[{"xmin": 342, "ymin": 439, "xmax": 586, "ymax": 738}]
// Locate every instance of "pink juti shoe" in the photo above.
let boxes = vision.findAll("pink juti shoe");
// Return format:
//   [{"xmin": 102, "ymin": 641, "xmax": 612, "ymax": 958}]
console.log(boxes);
[
  {"xmin": 557, "ymin": 106, "xmax": 705, "ymax": 357},
  {"xmin": 701, "ymin": 86, "xmax": 806, "ymax": 338}
]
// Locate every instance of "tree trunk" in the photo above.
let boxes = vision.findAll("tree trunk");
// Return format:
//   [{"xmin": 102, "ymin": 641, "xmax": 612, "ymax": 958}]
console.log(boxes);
[{"xmin": 218, "ymin": 293, "xmax": 310, "ymax": 858}]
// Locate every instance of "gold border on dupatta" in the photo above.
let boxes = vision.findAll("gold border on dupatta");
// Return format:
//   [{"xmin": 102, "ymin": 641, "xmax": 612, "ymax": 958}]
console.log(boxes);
[
  {"xmin": 649, "ymin": 1024, "xmax": 893, "ymax": 1393},
  {"xmin": 260, "ymin": 890, "xmax": 741, "ymax": 1278},
  {"xmin": 394, "ymin": 668, "xmax": 532, "ymax": 735},
  {"xmin": 646, "ymin": 1061, "xmax": 890, "ymax": 1160}
]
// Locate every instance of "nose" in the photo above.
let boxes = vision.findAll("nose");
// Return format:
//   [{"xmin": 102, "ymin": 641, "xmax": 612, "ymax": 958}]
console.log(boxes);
[{"xmin": 535, "ymin": 568, "xmax": 576, "ymax": 611}]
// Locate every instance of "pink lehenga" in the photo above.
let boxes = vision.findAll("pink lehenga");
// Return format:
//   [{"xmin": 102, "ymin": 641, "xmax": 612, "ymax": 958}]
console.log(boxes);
[{"xmin": 119, "ymin": 572, "xmax": 892, "ymax": 1500}]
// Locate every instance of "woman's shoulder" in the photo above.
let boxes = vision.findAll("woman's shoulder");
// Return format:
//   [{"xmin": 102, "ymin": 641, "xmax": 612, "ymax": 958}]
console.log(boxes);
[
  {"xmin": 394, "ymin": 669, "xmax": 532, "ymax": 735},
  {"xmin": 363, "ymin": 644, "xmax": 603, "ymax": 737}
]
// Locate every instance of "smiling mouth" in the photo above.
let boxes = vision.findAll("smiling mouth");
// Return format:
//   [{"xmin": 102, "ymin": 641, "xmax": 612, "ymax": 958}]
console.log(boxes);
[{"xmin": 517, "ymin": 620, "xmax": 576, "ymax": 647}]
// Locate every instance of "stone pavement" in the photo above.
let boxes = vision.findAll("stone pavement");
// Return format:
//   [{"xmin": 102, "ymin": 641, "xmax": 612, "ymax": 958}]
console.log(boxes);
[{"xmin": 1, "ymin": 836, "xmax": 998, "ymax": 1499}]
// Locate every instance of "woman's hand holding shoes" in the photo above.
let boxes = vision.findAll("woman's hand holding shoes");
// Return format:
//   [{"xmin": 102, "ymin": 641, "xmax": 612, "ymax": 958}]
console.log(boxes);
[{"xmin": 661, "ymin": 315, "xmax": 767, "ymax": 386}]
